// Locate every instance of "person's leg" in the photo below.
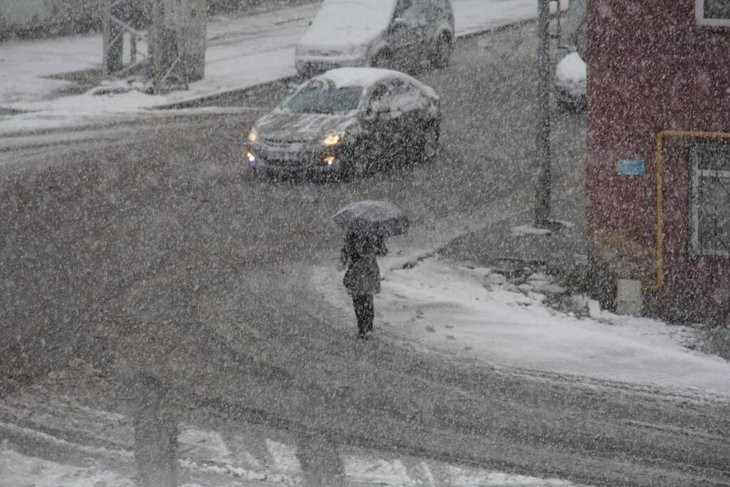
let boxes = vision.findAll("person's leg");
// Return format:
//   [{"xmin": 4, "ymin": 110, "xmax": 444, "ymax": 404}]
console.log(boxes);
[
  {"xmin": 352, "ymin": 295, "xmax": 367, "ymax": 336},
  {"xmin": 364, "ymin": 295, "xmax": 374, "ymax": 333}
]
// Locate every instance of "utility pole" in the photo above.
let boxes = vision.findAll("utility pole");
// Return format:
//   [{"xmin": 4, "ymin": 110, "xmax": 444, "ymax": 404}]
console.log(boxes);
[
  {"xmin": 102, "ymin": 0, "xmax": 149, "ymax": 76},
  {"xmin": 535, "ymin": 0, "xmax": 552, "ymax": 227},
  {"xmin": 101, "ymin": 0, "xmax": 206, "ymax": 90},
  {"xmin": 149, "ymin": 0, "xmax": 207, "ymax": 93},
  {"xmin": 102, "ymin": 0, "xmax": 124, "ymax": 74},
  {"xmin": 150, "ymin": 0, "xmax": 165, "ymax": 93}
]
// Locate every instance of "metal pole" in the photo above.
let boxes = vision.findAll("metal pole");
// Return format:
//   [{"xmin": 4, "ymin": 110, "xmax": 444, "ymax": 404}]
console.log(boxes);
[
  {"xmin": 535, "ymin": 0, "xmax": 552, "ymax": 226},
  {"xmin": 102, "ymin": 0, "xmax": 111, "ymax": 75},
  {"xmin": 151, "ymin": 0, "xmax": 163, "ymax": 93},
  {"xmin": 102, "ymin": 0, "xmax": 124, "ymax": 74},
  {"xmin": 553, "ymin": 0, "xmax": 562, "ymax": 47},
  {"xmin": 133, "ymin": 374, "xmax": 178, "ymax": 487}
]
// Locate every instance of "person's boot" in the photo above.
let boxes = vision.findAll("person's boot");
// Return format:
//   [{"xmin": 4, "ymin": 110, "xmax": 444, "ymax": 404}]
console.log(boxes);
[{"xmin": 365, "ymin": 321, "xmax": 373, "ymax": 336}]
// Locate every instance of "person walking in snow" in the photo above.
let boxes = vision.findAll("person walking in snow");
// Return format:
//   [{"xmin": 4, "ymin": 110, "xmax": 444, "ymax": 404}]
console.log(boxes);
[{"xmin": 340, "ymin": 230, "xmax": 387, "ymax": 339}]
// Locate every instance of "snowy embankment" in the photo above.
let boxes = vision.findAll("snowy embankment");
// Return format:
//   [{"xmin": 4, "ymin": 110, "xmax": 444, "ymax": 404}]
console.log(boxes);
[{"xmin": 312, "ymin": 254, "xmax": 730, "ymax": 400}]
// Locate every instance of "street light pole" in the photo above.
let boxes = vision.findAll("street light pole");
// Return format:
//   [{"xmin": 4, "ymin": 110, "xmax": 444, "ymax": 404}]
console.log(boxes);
[
  {"xmin": 535, "ymin": 0, "xmax": 552, "ymax": 227},
  {"xmin": 102, "ymin": 0, "xmax": 124, "ymax": 74}
]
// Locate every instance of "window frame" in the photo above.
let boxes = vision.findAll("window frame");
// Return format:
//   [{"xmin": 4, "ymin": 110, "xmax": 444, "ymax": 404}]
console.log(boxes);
[
  {"xmin": 696, "ymin": 0, "xmax": 730, "ymax": 27},
  {"xmin": 689, "ymin": 144, "xmax": 730, "ymax": 258}
]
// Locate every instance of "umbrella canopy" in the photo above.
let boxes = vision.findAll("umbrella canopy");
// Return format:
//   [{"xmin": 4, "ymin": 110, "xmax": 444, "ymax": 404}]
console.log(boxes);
[{"xmin": 334, "ymin": 200, "xmax": 409, "ymax": 237}]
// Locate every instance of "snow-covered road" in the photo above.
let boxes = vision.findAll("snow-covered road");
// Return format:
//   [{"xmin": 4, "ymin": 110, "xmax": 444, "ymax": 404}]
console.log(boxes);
[
  {"xmin": 0, "ymin": 375, "xmax": 583, "ymax": 487},
  {"xmin": 2, "ymin": 3, "xmax": 728, "ymax": 486}
]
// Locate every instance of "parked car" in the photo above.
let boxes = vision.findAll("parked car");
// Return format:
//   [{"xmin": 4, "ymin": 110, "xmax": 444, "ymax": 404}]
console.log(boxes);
[
  {"xmin": 244, "ymin": 67, "xmax": 441, "ymax": 180},
  {"xmin": 554, "ymin": 0, "xmax": 586, "ymax": 111},
  {"xmin": 295, "ymin": 0, "xmax": 455, "ymax": 76},
  {"xmin": 555, "ymin": 51, "xmax": 586, "ymax": 110}
]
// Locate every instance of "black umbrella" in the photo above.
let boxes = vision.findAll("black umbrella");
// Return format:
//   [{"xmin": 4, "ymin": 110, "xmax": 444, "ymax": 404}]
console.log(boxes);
[{"xmin": 334, "ymin": 200, "xmax": 409, "ymax": 237}]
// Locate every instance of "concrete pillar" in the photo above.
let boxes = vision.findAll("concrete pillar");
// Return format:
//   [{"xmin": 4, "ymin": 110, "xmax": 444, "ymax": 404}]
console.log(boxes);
[
  {"xmin": 132, "ymin": 375, "xmax": 178, "ymax": 487},
  {"xmin": 296, "ymin": 430, "xmax": 345, "ymax": 487},
  {"xmin": 150, "ymin": 0, "xmax": 206, "ymax": 89},
  {"xmin": 615, "ymin": 279, "xmax": 642, "ymax": 316},
  {"xmin": 102, "ymin": 0, "xmax": 125, "ymax": 74}
]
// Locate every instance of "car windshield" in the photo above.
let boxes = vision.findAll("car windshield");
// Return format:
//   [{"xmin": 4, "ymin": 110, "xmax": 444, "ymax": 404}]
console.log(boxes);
[{"xmin": 280, "ymin": 81, "xmax": 363, "ymax": 114}]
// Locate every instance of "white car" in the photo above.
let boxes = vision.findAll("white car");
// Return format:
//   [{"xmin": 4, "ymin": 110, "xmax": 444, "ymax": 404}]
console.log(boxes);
[
  {"xmin": 554, "ymin": 0, "xmax": 586, "ymax": 111},
  {"xmin": 295, "ymin": 0, "xmax": 455, "ymax": 76},
  {"xmin": 555, "ymin": 51, "xmax": 586, "ymax": 110}
]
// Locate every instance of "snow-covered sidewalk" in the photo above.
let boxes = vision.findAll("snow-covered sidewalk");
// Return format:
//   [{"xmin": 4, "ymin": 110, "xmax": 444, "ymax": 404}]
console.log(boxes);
[
  {"xmin": 0, "ymin": 0, "xmax": 566, "ymax": 134},
  {"xmin": 313, "ymin": 252, "xmax": 730, "ymax": 401}
]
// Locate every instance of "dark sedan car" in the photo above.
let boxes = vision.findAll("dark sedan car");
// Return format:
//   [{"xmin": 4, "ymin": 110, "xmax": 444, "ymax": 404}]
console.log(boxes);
[{"xmin": 244, "ymin": 67, "xmax": 440, "ymax": 179}]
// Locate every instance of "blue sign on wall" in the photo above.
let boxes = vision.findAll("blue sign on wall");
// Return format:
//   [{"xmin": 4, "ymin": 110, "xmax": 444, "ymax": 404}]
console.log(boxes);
[{"xmin": 617, "ymin": 159, "xmax": 645, "ymax": 176}]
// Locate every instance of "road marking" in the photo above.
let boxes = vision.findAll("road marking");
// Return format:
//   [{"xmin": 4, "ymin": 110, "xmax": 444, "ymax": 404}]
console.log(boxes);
[
  {"xmin": 265, "ymin": 438, "xmax": 301, "ymax": 473},
  {"xmin": 179, "ymin": 427, "xmax": 231, "ymax": 459},
  {"xmin": 343, "ymin": 456, "xmax": 418, "ymax": 486},
  {"xmin": 420, "ymin": 460, "xmax": 436, "ymax": 486},
  {"xmin": 0, "ymin": 420, "xmax": 133, "ymax": 460}
]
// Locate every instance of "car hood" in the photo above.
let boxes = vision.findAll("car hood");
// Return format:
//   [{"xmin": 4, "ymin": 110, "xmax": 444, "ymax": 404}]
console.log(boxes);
[
  {"xmin": 253, "ymin": 112, "xmax": 359, "ymax": 142},
  {"xmin": 297, "ymin": 0, "xmax": 395, "ymax": 52}
]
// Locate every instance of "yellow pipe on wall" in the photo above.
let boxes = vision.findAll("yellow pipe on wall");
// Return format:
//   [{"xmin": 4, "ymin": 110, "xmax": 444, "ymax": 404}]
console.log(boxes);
[{"xmin": 647, "ymin": 130, "xmax": 730, "ymax": 291}]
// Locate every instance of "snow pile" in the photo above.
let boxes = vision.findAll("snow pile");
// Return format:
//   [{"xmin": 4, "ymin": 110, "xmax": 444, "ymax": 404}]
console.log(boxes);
[{"xmin": 311, "ymin": 255, "xmax": 730, "ymax": 399}]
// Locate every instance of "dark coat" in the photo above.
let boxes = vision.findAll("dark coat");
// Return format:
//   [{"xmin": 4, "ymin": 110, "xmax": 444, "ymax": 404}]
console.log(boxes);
[{"xmin": 341, "ymin": 232, "xmax": 387, "ymax": 295}]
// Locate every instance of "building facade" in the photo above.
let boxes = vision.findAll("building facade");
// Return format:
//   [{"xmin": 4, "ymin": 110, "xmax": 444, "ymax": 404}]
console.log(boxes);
[{"xmin": 586, "ymin": 0, "xmax": 730, "ymax": 323}]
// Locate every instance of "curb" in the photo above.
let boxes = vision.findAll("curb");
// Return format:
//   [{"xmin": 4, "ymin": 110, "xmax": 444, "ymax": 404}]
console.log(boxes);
[{"xmin": 154, "ymin": 75, "xmax": 302, "ymax": 110}]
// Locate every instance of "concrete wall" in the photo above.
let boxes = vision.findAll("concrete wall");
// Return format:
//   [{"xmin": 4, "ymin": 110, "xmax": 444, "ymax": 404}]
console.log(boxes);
[
  {"xmin": 152, "ymin": 0, "xmax": 207, "ymax": 82},
  {"xmin": 585, "ymin": 0, "xmax": 730, "ymax": 323}
]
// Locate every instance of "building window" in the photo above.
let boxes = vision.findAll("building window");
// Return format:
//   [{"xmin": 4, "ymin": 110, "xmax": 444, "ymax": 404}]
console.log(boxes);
[
  {"xmin": 696, "ymin": 0, "xmax": 730, "ymax": 27},
  {"xmin": 690, "ymin": 144, "xmax": 730, "ymax": 257}
]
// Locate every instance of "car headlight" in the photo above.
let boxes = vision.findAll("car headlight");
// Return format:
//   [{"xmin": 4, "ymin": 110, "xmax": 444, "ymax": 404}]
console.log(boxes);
[
  {"xmin": 247, "ymin": 130, "xmax": 258, "ymax": 143},
  {"xmin": 322, "ymin": 133, "xmax": 342, "ymax": 146}
]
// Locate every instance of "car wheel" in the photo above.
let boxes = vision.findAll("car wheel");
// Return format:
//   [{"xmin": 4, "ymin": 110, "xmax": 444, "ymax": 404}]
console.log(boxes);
[
  {"xmin": 247, "ymin": 166, "xmax": 274, "ymax": 182},
  {"xmin": 420, "ymin": 120, "xmax": 440, "ymax": 164},
  {"xmin": 342, "ymin": 157, "xmax": 370, "ymax": 181},
  {"xmin": 431, "ymin": 34, "xmax": 452, "ymax": 69},
  {"xmin": 245, "ymin": 165, "xmax": 260, "ymax": 181}
]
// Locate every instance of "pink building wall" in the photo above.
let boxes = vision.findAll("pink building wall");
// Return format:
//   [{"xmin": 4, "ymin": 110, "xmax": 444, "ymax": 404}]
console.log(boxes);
[{"xmin": 585, "ymin": 0, "xmax": 730, "ymax": 322}]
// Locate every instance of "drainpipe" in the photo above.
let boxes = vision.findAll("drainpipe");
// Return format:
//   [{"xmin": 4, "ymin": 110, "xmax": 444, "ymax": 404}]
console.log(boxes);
[{"xmin": 647, "ymin": 130, "xmax": 730, "ymax": 291}]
